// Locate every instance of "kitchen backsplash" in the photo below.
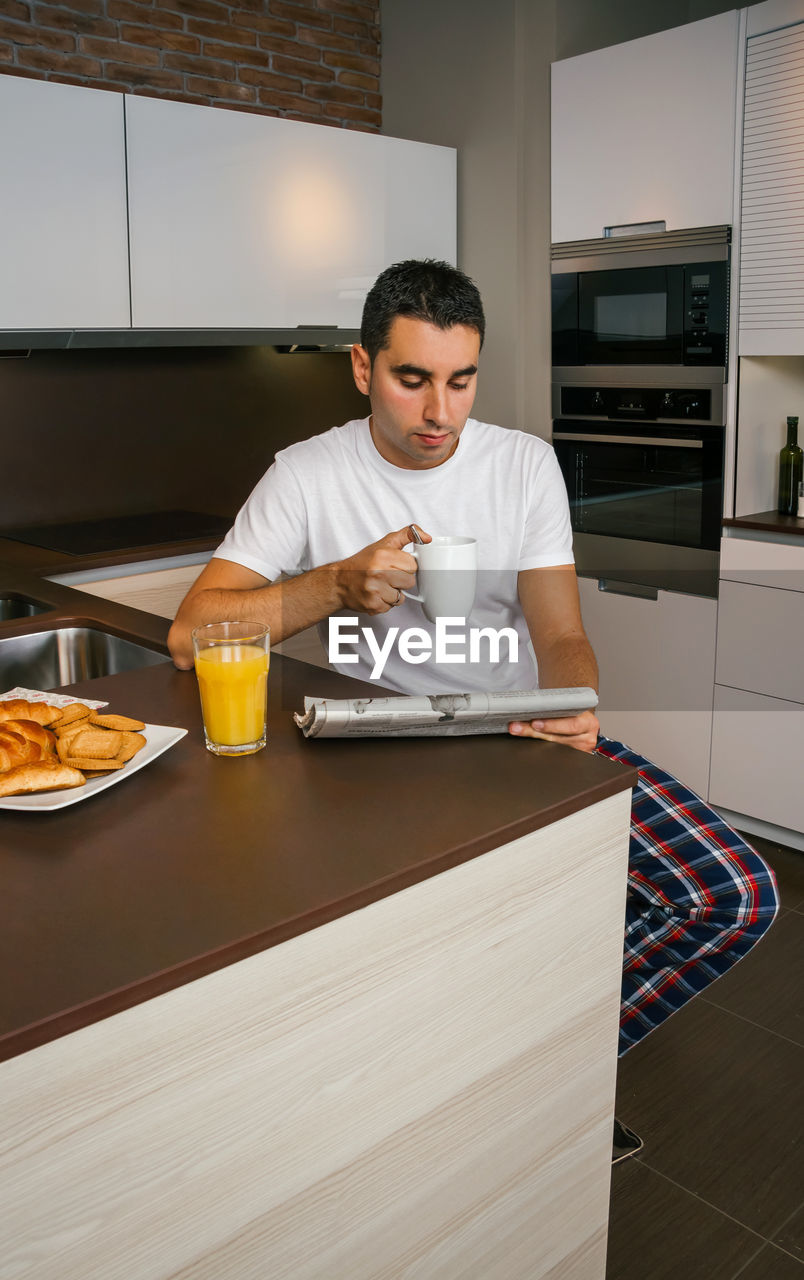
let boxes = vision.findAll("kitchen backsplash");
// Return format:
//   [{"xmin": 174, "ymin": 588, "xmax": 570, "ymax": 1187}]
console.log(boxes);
[
  {"xmin": 2, "ymin": 345, "xmax": 366, "ymax": 529},
  {"xmin": 1, "ymin": 0, "xmax": 380, "ymax": 132}
]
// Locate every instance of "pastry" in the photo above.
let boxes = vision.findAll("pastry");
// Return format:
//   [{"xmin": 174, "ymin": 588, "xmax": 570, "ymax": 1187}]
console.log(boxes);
[
  {"xmin": 0, "ymin": 699, "xmax": 62, "ymax": 727},
  {"xmin": 0, "ymin": 758, "xmax": 85, "ymax": 798}
]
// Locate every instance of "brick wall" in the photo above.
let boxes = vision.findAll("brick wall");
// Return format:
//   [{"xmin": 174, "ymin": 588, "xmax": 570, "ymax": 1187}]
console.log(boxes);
[{"xmin": 0, "ymin": 0, "xmax": 381, "ymax": 130}]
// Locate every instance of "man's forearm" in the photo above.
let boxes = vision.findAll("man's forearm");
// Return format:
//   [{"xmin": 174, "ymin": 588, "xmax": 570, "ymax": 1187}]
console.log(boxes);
[
  {"xmin": 168, "ymin": 565, "xmax": 342, "ymax": 668},
  {"xmin": 536, "ymin": 633, "xmax": 599, "ymax": 692},
  {"xmin": 168, "ymin": 525, "xmax": 422, "ymax": 668}
]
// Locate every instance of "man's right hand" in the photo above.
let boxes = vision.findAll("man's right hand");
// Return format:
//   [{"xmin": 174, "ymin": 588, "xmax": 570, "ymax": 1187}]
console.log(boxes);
[{"xmin": 333, "ymin": 525, "xmax": 430, "ymax": 614}]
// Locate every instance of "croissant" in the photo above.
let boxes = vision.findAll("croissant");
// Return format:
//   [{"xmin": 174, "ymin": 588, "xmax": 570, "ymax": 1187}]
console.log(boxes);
[
  {"xmin": 0, "ymin": 699, "xmax": 62, "ymax": 727},
  {"xmin": 0, "ymin": 728, "xmax": 45, "ymax": 771},
  {"xmin": 0, "ymin": 758, "xmax": 85, "ymax": 798},
  {"xmin": 0, "ymin": 719, "xmax": 56, "ymax": 752}
]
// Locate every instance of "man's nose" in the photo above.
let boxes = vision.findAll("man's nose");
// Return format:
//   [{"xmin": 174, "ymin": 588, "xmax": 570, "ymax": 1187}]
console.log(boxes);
[{"xmin": 423, "ymin": 382, "xmax": 449, "ymax": 426}]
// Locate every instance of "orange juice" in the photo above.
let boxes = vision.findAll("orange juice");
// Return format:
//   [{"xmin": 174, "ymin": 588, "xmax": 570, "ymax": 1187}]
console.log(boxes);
[{"xmin": 194, "ymin": 644, "xmax": 269, "ymax": 753}]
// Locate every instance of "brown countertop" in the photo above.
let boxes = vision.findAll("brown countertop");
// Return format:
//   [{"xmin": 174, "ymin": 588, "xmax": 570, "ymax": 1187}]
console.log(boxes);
[
  {"xmin": 0, "ymin": 532, "xmax": 221, "ymax": 578},
  {"xmin": 0, "ymin": 559, "xmax": 637, "ymax": 1066},
  {"xmin": 724, "ymin": 510, "xmax": 804, "ymax": 538}
]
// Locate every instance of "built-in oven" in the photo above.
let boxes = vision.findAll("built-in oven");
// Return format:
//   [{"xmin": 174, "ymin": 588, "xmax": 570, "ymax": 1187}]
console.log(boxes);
[
  {"xmin": 551, "ymin": 224, "xmax": 730, "ymax": 375},
  {"xmin": 552, "ymin": 373, "xmax": 725, "ymax": 598}
]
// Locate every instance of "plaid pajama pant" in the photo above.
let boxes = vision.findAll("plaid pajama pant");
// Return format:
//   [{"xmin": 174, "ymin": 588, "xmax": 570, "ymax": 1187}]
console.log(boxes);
[{"xmin": 595, "ymin": 735, "xmax": 780, "ymax": 1057}]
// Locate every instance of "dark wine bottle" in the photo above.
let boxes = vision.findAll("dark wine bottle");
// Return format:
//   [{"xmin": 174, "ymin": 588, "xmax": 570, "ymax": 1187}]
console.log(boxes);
[{"xmin": 778, "ymin": 416, "xmax": 804, "ymax": 516}]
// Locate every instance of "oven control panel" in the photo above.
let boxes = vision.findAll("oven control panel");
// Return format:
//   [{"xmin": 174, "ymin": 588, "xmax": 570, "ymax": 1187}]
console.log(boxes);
[
  {"xmin": 683, "ymin": 263, "xmax": 728, "ymax": 365},
  {"xmin": 558, "ymin": 384, "xmax": 713, "ymax": 423}
]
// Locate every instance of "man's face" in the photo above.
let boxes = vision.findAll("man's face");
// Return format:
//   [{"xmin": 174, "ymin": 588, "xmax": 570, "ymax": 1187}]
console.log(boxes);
[{"xmin": 351, "ymin": 315, "xmax": 480, "ymax": 470}]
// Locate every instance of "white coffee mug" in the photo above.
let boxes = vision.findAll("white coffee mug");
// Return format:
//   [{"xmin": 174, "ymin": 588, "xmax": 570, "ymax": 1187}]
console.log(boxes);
[{"xmin": 402, "ymin": 536, "xmax": 477, "ymax": 623}]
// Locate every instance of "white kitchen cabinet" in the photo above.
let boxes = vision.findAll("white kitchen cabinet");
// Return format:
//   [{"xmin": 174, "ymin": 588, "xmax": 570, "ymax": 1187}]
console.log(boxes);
[
  {"xmin": 719, "ymin": 529, "xmax": 804, "ymax": 590},
  {"xmin": 551, "ymin": 11, "xmax": 740, "ymax": 243},
  {"xmin": 125, "ymin": 96, "xmax": 456, "ymax": 331},
  {"xmin": 709, "ymin": 686, "xmax": 804, "ymax": 836},
  {"xmin": 71, "ymin": 564, "xmax": 203, "ymax": 620},
  {"xmin": 577, "ymin": 576, "xmax": 717, "ymax": 797},
  {"xmin": 716, "ymin": 579, "xmax": 804, "ymax": 702},
  {"xmin": 709, "ymin": 534, "xmax": 804, "ymax": 834},
  {"xmin": 739, "ymin": 19, "xmax": 804, "ymax": 355},
  {"xmin": 0, "ymin": 74, "xmax": 130, "ymax": 331},
  {"xmin": 746, "ymin": 0, "xmax": 804, "ymax": 38},
  {"xmin": 49, "ymin": 555, "xmax": 209, "ymax": 620}
]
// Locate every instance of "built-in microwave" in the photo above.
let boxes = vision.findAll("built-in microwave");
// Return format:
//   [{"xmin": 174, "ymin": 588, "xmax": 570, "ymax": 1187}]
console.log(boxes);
[{"xmin": 551, "ymin": 225, "xmax": 730, "ymax": 375}]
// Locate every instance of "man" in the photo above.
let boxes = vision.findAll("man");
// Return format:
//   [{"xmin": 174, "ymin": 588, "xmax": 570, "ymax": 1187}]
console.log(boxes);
[
  {"xmin": 169, "ymin": 260, "xmax": 778, "ymax": 1158},
  {"xmin": 169, "ymin": 262, "xmax": 598, "ymax": 741}
]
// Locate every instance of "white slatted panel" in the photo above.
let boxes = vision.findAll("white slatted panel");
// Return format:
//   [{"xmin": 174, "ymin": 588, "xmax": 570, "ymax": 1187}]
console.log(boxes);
[{"xmin": 740, "ymin": 23, "xmax": 804, "ymax": 354}]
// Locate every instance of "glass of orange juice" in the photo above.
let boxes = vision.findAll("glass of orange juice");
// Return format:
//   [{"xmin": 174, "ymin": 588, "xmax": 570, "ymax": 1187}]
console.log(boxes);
[{"xmin": 192, "ymin": 621, "xmax": 270, "ymax": 756}]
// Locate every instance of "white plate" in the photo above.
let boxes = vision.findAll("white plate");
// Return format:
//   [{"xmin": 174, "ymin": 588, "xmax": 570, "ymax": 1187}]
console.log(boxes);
[{"xmin": 0, "ymin": 723, "xmax": 187, "ymax": 812}]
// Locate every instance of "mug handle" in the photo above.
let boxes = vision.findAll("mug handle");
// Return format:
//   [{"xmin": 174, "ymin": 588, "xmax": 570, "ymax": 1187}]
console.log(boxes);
[{"xmin": 400, "ymin": 546, "xmax": 423, "ymax": 602}]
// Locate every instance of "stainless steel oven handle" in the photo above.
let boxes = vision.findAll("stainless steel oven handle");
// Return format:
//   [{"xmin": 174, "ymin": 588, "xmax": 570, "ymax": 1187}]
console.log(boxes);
[{"xmin": 553, "ymin": 432, "xmax": 703, "ymax": 449}]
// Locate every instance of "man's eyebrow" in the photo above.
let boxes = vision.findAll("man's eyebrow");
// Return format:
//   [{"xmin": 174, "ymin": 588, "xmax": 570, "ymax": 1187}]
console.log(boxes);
[{"xmin": 390, "ymin": 363, "xmax": 478, "ymax": 379}]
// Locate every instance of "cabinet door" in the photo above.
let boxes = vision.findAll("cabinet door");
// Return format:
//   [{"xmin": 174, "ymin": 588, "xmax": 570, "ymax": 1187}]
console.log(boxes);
[
  {"xmin": 739, "ymin": 21, "xmax": 804, "ymax": 355},
  {"xmin": 709, "ymin": 684, "xmax": 804, "ymax": 833},
  {"xmin": 746, "ymin": 1, "xmax": 804, "ymax": 41},
  {"xmin": 72, "ymin": 564, "xmax": 204, "ymax": 620},
  {"xmin": 577, "ymin": 577, "xmax": 717, "ymax": 797},
  {"xmin": 716, "ymin": 580, "xmax": 804, "ymax": 703},
  {"xmin": 125, "ymin": 96, "xmax": 456, "ymax": 330},
  {"xmin": 551, "ymin": 11, "xmax": 739, "ymax": 243},
  {"xmin": 0, "ymin": 75, "xmax": 130, "ymax": 330}
]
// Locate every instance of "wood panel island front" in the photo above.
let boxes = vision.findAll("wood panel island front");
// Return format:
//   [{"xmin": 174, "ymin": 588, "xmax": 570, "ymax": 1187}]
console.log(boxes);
[{"xmin": 0, "ymin": 564, "xmax": 636, "ymax": 1280}]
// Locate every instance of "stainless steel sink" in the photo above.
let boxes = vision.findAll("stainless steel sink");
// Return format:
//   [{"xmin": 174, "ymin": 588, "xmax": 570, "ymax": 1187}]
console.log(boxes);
[
  {"xmin": 0, "ymin": 626, "xmax": 170, "ymax": 691},
  {"xmin": 0, "ymin": 596, "xmax": 49, "ymax": 622}
]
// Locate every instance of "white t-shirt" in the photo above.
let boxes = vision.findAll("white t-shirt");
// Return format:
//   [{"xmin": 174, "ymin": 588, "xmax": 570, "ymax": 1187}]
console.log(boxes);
[{"xmin": 215, "ymin": 416, "xmax": 574, "ymax": 694}]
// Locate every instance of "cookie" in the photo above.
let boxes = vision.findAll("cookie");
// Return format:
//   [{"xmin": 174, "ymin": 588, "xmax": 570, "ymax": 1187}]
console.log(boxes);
[
  {"xmin": 116, "ymin": 732, "xmax": 147, "ymax": 762},
  {"xmin": 64, "ymin": 755, "xmax": 125, "ymax": 772},
  {"xmin": 68, "ymin": 728, "xmax": 123, "ymax": 760},
  {"xmin": 90, "ymin": 713, "xmax": 146, "ymax": 732},
  {"xmin": 54, "ymin": 703, "xmax": 92, "ymax": 727}
]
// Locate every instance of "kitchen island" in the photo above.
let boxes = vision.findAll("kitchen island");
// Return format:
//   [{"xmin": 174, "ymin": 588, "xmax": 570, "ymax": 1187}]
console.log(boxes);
[{"xmin": 0, "ymin": 557, "xmax": 636, "ymax": 1280}]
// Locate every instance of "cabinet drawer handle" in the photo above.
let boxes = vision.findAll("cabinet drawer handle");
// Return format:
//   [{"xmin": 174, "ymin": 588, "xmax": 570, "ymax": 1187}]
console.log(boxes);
[
  {"xmin": 604, "ymin": 220, "xmax": 666, "ymax": 237},
  {"xmin": 598, "ymin": 578, "xmax": 659, "ymax": 601}
]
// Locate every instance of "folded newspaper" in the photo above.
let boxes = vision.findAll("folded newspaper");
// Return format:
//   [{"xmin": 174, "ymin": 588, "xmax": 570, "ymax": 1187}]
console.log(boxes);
[{"xmin": 293, "ymin": 687, "xmax": 598, "ymax": 739}]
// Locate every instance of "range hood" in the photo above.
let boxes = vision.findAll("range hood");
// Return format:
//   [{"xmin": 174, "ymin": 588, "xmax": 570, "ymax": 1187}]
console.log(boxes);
[{"xmin": 0, "ymin": 326, "xmax": 359, "ymax": 353}]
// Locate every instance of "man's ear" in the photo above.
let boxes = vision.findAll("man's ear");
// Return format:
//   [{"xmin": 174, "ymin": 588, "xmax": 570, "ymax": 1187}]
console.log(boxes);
[{"xmin": 351, "ymin": 343, "xmax": 371, "ymax": 396}]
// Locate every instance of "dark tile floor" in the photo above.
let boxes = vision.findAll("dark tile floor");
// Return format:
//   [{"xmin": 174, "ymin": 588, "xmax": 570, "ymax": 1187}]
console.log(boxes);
[{"xmin": 607, "ymin": 833, "xmax": 804, "ymax": 1280}]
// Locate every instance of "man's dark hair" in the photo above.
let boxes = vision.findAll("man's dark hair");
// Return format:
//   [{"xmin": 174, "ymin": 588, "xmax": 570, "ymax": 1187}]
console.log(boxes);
[{"xmin": 360, "ymin": 259, "xmax": 485, "ymax": 362}]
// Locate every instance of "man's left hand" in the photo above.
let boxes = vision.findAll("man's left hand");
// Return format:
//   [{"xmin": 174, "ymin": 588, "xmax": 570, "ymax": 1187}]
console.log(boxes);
[{"xmin": 507, "ymin": 709, "xmax": 600, "ymax": 753}]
